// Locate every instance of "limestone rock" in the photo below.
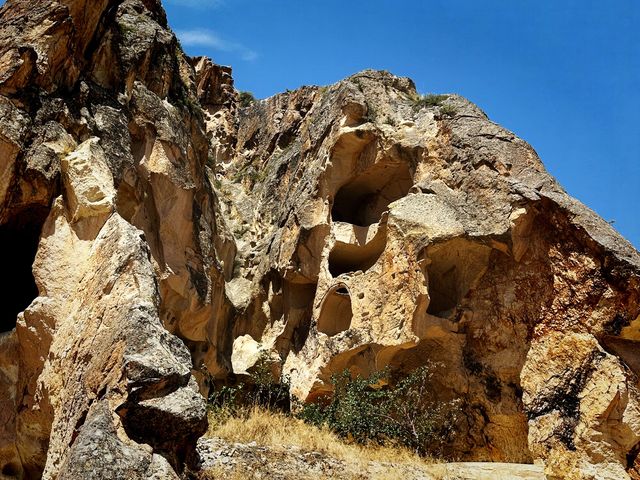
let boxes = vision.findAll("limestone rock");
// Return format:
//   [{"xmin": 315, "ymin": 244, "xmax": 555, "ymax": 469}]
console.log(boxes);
[
  {"xmin": 0, "ymin": 0, "xmax": 638, "ymax": 478},
  {"xmin": 61, "ymin": 138, "xmax": 115, "ymax": 221}
]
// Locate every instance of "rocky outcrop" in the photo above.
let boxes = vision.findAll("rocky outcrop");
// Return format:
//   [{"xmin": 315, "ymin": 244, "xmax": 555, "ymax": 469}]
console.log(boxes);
[
  {"xmin": 0, "ymin": 0, "xmax": 224, "ymax": 477},
  {"xmin": 0, "ymin": 0, "xmax": 639, "ymax": 479},
  {"xmin": 215, "ymin": 74, "xmax": 640, "ymax": 479}
]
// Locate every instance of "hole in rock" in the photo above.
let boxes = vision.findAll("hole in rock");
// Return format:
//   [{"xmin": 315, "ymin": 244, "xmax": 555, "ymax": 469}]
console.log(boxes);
[
  {"xmin": 317, "ymin": 285, "xmax": 353, "ymax": 336},
  {"xmin": 328, "ymin": 226, "xmax": 386, "ymax": 277},
  {"xmin": 332, "ymin": 162, "xmax": 413, "ymax": 227},
  {"xmin": 425, "ymin": 239, "xmax": 492, "ymax": 318},
  {"xmin": 602, "ymin": 336, "xmax": 640, "ymax": 377},
  {"xmin": 0, "ymin": 210, "xmax": 45, "ymax": 333},
  {"xmin": 276, "ymin": 280, "xmax": 317, "ymax": 354},
  {"xmin": 2, "ymin": 463, "xmax": 20, "ymax": 477}
]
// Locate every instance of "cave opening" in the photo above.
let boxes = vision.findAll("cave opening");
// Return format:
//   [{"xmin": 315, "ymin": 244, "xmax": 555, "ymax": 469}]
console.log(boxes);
[
  {"xmin": 317, "ymin": 285, "xmax": 353, "ymax": 336},
  {"xmin": 331, "ymin": 162, "xmax": 413, "ymax": 227},
  {"xmin": 0, "ymin": 210, "xmax": 45, "ymax": 333},
  {"xmin": 425, "ymin": 239, "xmax": 492, "ymax": 318},
  {"xmin": 328, "ymin": 228, "xmax": 386, "ymax": 277},
  {"xmin": 2, "ymin": 462, "xmax": 20, "ymax": 477}
]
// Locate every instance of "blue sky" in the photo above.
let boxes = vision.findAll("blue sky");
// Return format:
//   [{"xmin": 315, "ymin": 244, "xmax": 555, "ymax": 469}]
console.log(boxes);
[{"xmin": 165, "ymin": 0, "xmax": 639, "ymax": 249}]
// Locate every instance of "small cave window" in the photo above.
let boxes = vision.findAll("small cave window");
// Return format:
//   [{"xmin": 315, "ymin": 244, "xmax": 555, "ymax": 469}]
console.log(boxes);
[
  {"xmin": 317, "ymin": 286, "xmax": 353, "ymax": 336},
  {"xmin": 331, "ymin": 162, "xmax": 413, "ymax": 227},
  {"xmin": 2, "ymin": 462, "xmax": 20, "ymax": 477},
  {"xmin": 426, "ymin": 265, "xmax": 459, "ymax": 316},
  {"xmin": 328, "ymin": 228, "xmax": 386, "ymax": 277},
  {"xmin": 0, "ymin": 213, "xmax": 44, "ymax": 333}
]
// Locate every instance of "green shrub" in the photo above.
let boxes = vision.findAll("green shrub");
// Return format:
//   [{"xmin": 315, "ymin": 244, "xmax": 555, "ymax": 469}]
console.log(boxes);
[
  {"xmin": 238, "ymin": 91, "xmax": 256, "ymax": 108},
  {"xmin": 208, "ymin": 351, "xmax": 290, "ymax": 416},
  {"xmin": 207, "ymin": 353, "xmax": 460, "ymax": 458},
  {"xmin": 409, "ymin": 93, "xmax": 448, "ymax": 111},
  {"xmin": 245, "ymin": 352, "xmax": 291, "ymax": 410},
  {"xmin": 438, "ymin": 104, "xmax": 458, "ymax": 118},
  {"xmin": 298, "ymin": 364, "xmax": 460, "ymax": 456}
]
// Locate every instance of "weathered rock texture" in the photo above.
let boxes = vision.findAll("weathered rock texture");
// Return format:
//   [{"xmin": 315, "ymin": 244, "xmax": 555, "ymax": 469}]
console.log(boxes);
[
  {"xmin": 0, "ymin": 0, "xmax": 221, "ymax": 478},
  {"xmin": 0, "ymin": 0, "xmax": 639, "ymax": 479},
  {"xmin": 216, "ymin": 74, "xmax": 640, "ymax": 479}
]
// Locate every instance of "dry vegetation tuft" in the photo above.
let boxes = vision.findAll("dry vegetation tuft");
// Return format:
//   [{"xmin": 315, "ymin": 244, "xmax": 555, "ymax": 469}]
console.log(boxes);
[{"xmin": 207, "ymin": 406, "xmax": 436, "ymax": 467}]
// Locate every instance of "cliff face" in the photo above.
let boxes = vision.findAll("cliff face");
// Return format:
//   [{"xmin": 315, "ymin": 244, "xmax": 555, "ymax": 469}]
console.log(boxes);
[
  {"xmin": 0, "ymin": 0, "xmax": 226, "ymax": 478},
  {"xmin": 217, "ymin": 73, "xmax": 640, "ymax": 479},
  {"xmin": 0, "ymin": 0, "xmax": 639, "ymax": 479}
]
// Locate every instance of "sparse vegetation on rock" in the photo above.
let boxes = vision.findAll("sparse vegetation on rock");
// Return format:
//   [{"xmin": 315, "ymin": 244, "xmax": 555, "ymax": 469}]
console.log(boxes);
[
  {"xmin": 237, "ymin": 90, "xmax": 256, "ymax": 108},
  {"xmin": 408, "ymin": 93, "xmax": 448, "ymax": 110}
]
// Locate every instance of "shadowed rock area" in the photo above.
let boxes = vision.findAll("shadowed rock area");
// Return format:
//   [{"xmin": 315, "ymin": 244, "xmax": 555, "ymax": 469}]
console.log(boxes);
[{"xmin": 0, "ymin": 0, "xmax": 639, "ymax": 478}]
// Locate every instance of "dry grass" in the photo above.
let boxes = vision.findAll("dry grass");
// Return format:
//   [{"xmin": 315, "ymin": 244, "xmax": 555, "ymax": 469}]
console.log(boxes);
[
  {"xmin": 200, "ymin": 465, "xmax": 418, "ymax": 480},
  {"xmin": 206, "ymin": 406, "xmax": 435, "ymax": 467},
  {"xmin": 201, "ymin": 465, "xmax": 336, "ymax": 480}
]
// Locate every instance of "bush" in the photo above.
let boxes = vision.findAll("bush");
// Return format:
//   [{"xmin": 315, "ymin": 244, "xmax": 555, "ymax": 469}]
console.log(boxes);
[
  {"xmin": 409, "ymin": 93, "xmax": 448, "ymax": 111},
  {"xmin": 245, "ymin": 352, "xmax": 291, "ymax": 411},
  {"xmin": 438, "ymin": 104, "xmax": 457, "ymax": 118},
  {"xmin": 207, "ymin": 351, "xmax": 290, "ymax": 420},
  {"xmin": 298, "ymin": 364, "xmax": 460, "ymax": 456},
  {"xmin": 207, "ymin": 353, "xmax": 460, "ymax": 458},
  {"xmin": 238, "ymin": 90, "xmax": 256, "ymax": 108}
]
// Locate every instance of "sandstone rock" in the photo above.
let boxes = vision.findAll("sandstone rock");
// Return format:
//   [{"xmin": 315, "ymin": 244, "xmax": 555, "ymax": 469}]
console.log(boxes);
[
  {"xmin": 0, "ymin": 0, "xmax": 638, "ymax": 478},
  {"xmin": 0, "ymin": 0, "xmax": 219, "ymax": 477},
  {"xmin": 61, "ymin": 138, "xmax": 115, "ymax": 222},
  {"xmin": 214, "ymin": 70, "xmax": 640, "ymax": 478},
  {"xmin": 0, "ymin": 331, "xmax": 20, "ymax": 479},
  {"xmin": 57, "ymin": 402, "xmax": 180, "ymax": 480}
]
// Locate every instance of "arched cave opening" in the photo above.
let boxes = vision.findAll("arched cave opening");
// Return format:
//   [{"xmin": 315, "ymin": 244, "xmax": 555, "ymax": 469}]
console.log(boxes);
[
  {"xmin": 317, "ymin": 286, "xmax": 353, "ymax": 336},
  {"xmin": 425, "ymin": 239, "xmax": 492, "ymax": 318},
  {"xmin": 331, "ymin": 162, "xmax": 413, "ymax": 227},
  {"xmin": 328, "ymin": 228, "xmax": 386, "ymax": 277},
  {"xmin": 0, "ymin": 210, "xmax": 45, "ymax": 333}
]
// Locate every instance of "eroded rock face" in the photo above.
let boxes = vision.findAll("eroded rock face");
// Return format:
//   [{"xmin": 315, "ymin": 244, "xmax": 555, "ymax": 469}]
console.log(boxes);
[
  {"xmin": 215, "ymin": 72, "xmax": 640, "ymax": 478},
  {"xmin": 0, "ymin": 0, "xmax": 224, "ymax": 477},
  {"xmin": 0, "ymin": 0, "xmax": 639, "ymax": 478}
]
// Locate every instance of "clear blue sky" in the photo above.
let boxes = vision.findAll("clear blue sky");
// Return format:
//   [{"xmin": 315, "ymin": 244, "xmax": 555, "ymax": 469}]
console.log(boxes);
[{"xmin": 165, "ymin": 0, "xmax": 639, "ymax": 249}]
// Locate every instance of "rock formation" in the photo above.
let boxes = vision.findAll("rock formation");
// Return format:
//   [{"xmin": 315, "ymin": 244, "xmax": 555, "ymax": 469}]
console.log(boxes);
[{"xmin": 0, "ymin": 0, "xmax": 639, "ymax": 479}]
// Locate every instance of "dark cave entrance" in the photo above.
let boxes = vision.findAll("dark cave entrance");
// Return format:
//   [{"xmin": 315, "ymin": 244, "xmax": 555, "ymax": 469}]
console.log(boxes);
[
  {"xmin": 331, "ymin": 162, "xmax": 413, "ymax": 227},
  {"xmin": 0, "ymin": 210, "xmax": 44, "ymax": 333},
  {"xmin": 424, "ymin": 239, "xmax": 492, "ymax": 318}
]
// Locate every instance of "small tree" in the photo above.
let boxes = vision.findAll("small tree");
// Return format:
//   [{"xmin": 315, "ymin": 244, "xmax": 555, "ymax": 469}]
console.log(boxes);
[
  {"xmin": 207, "ymin": 351, "xmax": 290, "ymax": 418},
  {"xmin": 378, "ymin": 365, "xmax": 460, "ymax": 454},
  {"xmin": 245, "ymin": 351, "xmax": 290, "ymax": 411}
]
